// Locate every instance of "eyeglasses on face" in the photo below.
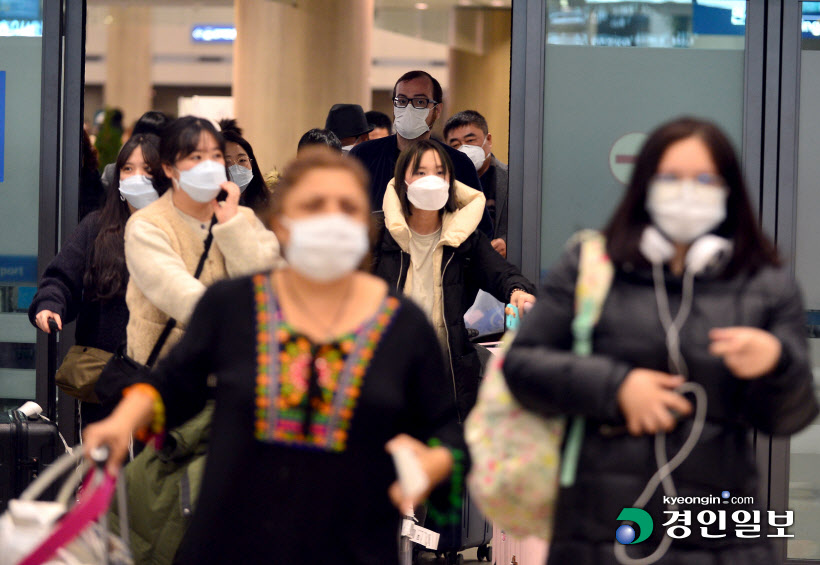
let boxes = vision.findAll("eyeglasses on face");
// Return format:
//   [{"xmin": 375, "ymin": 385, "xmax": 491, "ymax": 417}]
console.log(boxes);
[{"xmin": 393, "ymin": 97, "xmax": 439, "ymax": 110}]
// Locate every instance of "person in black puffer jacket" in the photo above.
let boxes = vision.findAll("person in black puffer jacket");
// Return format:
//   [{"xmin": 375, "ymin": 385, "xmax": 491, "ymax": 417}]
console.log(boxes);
[
  {"xmin": 373, "ymin": 139, "xmax": 536, "ymax": 421},
  {"xmin": 504, "ymin": 117, "xmax": 819, "ymax": 565},
  {"xmin": 29, "ymin": 133, "xmax": 170, "ymax": 427}
]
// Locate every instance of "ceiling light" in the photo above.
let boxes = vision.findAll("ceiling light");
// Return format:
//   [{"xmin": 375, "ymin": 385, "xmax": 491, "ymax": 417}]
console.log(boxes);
[{"xmin": 415, "ymin": 2, "xmax": 429, "ymax": 9}]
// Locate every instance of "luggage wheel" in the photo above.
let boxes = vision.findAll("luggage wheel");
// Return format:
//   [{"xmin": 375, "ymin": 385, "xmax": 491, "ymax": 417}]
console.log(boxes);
[{"xmin": 477, "ymin": 544, "xmax": 491, "ymax": 562}]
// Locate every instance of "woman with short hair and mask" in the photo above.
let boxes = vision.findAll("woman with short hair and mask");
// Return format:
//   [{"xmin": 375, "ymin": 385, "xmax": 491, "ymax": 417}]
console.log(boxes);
[
  {"xmin": 29, "ymin": 133, "xmax": 169, "ymax": 427},
  {"xmin": 83, "ymin": 147, "xmax": 463, "ymax": 564},
  {"xmin": 218, "ymin": 118, "xmax": 271, "ymax": 216},
  {"xmin": 372, "ymin": 139, "xmax": 537, "ymax": 422},
  {"xmin": 503, "ymin": 117, "xmax": 819, "ymax": 565}
]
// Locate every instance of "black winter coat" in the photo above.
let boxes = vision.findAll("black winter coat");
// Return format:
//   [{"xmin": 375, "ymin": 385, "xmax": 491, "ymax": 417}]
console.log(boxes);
[
  {"xmin": 504, "ymin": 242, "xmax": 819, "ymax": 565},
  {"xmin": 28, "ymin": 211, "xmax": 128, "ymax": 353},
  {"xmin": 372, "ymin": 211, "xmax": 535, "ymax": 421}
]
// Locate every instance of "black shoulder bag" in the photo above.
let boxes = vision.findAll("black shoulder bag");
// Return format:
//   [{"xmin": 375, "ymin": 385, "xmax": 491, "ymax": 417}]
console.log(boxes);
[{"xmin": 95, "ymin": 218, "xmax": 217, "ymax": 407}]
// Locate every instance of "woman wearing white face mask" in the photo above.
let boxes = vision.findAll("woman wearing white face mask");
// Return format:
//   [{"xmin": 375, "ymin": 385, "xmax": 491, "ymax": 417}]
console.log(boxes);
[
  {"xmin": 120, "ymin": 116, "xmax": 282, "ymax": 372},
  {"xmin": 219, "ymin": 118, "xmax": 271, "ymax": 216},
  {"xmin": 503, "ymin": 117, "xmax": 818, "ymax": 565},
  {"xmin": 83, "ymin": 147, "xmax": 463, "ymax": 564},
  {"xmin": 372, "ymin": 140, "xmax": 537, "ymax": 422},
  {"xmin": 29, "ymin": 134, "xmax": 170, "ymax": 427}
]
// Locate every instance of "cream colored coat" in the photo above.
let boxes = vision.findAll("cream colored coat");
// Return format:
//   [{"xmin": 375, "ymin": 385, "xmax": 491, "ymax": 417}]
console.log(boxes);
[
  {"xmin": 125, "ymin": 190, "xmax": 281, "ymax": 364},
  {"xmin": 382, "ymin": 178, "xmax": 485, "ymax": 345}
]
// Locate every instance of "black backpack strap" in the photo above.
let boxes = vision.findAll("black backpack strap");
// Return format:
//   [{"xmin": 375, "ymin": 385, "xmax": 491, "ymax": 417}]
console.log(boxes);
[{"xmin": 145, "ymin": 217, "xmax": 218, "ymax": 367}]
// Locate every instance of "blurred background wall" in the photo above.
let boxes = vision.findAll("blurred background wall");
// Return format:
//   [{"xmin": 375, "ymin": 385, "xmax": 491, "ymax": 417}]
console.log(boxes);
[{"xmin": 84, "ymin": 0, "xmax": 512, "ymax": 172}]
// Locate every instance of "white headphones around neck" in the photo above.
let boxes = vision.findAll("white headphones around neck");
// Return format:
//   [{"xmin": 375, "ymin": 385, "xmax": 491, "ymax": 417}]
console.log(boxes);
[{"xmin": 639, "ymin": 226, "xmax": 733, "ymax": 276}]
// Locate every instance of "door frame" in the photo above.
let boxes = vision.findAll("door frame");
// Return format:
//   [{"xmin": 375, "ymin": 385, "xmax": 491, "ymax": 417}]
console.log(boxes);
[{"xmin": 34, "ymin": 0, "xmax": 86, "ymax": 442}]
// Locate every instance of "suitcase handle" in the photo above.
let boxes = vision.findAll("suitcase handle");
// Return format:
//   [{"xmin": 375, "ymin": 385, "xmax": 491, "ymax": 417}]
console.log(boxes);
[{"xmin": 46, "ymin": 319, "xmax": 59, "ymax": 422}]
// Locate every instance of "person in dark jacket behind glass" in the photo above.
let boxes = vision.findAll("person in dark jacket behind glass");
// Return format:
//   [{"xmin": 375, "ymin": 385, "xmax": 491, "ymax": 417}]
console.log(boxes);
[
  {"xmin": 79, "ymin": 128, "xmax": 105, "ymax": 220},
  {"xmin": 372, "ymin": 140, "xmax": 536, "ymax": 421},
  {"xmin": 504, "ymin": 116, "xmax": 819, "ymax": 565},
  {"xmin": 29, "ymin": 133, "xmax": 170, "ymax": 426}
]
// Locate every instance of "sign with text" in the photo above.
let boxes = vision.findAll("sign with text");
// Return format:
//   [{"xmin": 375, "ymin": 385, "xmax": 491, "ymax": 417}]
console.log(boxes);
[{"xmin": 0, "ymin": 256, "xmax": 37, "ymax": 283}]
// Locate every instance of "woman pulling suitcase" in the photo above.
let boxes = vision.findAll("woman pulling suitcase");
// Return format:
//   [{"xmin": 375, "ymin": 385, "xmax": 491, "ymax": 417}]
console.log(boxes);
[{"xmin": 29, "ymin": 133, "xmax": 169, "ymax": 427}]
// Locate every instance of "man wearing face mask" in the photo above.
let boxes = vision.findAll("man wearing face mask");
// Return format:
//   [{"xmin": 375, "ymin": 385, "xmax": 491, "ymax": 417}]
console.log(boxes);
[
  {"xmin": 349, "ymin": 70, "xmax": 493, "ymax": 238},
  {"xmin": 324, "ymin": 103, "xmax": 373, "ymax": 153},
  {"xmin": 444, "ymin": 110, "xmax": 508, "ymax": 258}
]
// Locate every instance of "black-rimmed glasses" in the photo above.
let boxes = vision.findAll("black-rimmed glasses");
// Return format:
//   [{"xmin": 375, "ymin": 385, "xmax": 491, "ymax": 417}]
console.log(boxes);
[{"xmin": 393, "ymin": 97, "xmax": 439, "ymax": 110}]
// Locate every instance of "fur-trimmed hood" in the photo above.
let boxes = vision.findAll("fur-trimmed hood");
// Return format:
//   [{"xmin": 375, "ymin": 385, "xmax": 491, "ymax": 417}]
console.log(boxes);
[{"xmin": 382, "ymin": 178, "xmax": 486, "ymax": 253}]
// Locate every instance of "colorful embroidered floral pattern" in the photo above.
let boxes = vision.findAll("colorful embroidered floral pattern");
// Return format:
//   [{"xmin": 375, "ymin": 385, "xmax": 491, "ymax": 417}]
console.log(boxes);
[{"xmin": 254, "ymin": 273, "xmax": 400, "ymax": 452}]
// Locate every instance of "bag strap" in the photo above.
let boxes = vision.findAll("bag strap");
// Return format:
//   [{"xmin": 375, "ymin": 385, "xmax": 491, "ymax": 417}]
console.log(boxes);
[
  {"xmin": 144, "ymin": 217, "xmax": 217, "ymax": 368},
  {"xmin": 571, "ymin": 230, "xmax": 614, "ymax": 355},
  {"xmin": 560, "ymin": 230, "xmax": 614, "ymax": 488}
]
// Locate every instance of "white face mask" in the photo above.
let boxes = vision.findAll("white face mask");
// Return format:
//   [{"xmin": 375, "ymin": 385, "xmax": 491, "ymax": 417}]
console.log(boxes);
[
  {"xmin": 406, "ymin": 175, "xmax": 450, "ymax": 211},
  {"xmin": 646, "ymin": 178, "xmax": 727, "ymax": 244},
  {"xmin": 458, "ymin": 138, "xmax": 488, "ymax": 171},
  {"xmin": 118, "ymin": 175, "xmax": 158, "ymax": 209},
  {"xmin": 176, "ymin": 160, "xmax": 228, "ymax": 202},
  {"xmin": 283, "ymin": 213, "xmax": 369, "ymax": 283},
  {"xmin": 393, "ymin": 106, "xmax": 430, "ymax": 140},
  {"xmin": 228, "ymin": 164, "xmax": 253, "ymax": 192},
  {"xmin": 341, "ymin": 144, "xmax": 355, "ymax": 154}
]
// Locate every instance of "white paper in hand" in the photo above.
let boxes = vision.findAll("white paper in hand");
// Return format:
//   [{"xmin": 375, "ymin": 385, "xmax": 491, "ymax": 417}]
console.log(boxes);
[{"xmin": 391, "ymin": 446, "xmax": 430, "ymax": 500}]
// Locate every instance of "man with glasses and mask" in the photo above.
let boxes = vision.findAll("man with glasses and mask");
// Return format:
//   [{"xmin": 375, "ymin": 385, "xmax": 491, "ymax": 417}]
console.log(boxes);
[{"xmin": 350, "ymin": 70, "xmax": 493, "ymax": 237}]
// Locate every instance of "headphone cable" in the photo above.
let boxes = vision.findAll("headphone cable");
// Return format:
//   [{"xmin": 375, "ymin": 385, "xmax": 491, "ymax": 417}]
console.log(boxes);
[{"xmin": 614, "ymin": 262, "xmax": 708, "ymax": 565}]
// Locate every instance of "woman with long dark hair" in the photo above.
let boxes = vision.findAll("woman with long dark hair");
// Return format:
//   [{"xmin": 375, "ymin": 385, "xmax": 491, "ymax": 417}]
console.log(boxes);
[
  {"xmin": 503, "ymin": 117, "xmax": 819, "ymax": 564},
  {"xmin": 218, "ymin": 118, "xmax": 270, "ymax": 214},
  {"xmin": 29, "ymin": 133, "xmax": 169, "ymax": 426},
  {"xmin": 372, "ymin": 139, "xmax": 536, "ymax": 421}
]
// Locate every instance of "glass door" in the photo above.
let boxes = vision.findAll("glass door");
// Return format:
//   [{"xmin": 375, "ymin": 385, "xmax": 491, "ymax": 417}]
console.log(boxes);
[
  {"xmin": 538, "ymin": 0, "xmax": 748, "ymax": 273},
  {"xmin": 0, "ymin": 0, "xmax": 85, "ymax": 438},
  {"xmin": 0, "ymin": 1, "xmax": 44, "ymax": 407}
]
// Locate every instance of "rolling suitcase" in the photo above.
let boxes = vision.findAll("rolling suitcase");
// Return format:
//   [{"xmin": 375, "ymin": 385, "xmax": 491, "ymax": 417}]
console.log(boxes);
[
  {"xmin": 0, "ymin": 320, "xmax": 64, "ymax": 512},
  {"xmin": 432, "ymin": 487, "xmax": 493, "ymax": 564}
]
